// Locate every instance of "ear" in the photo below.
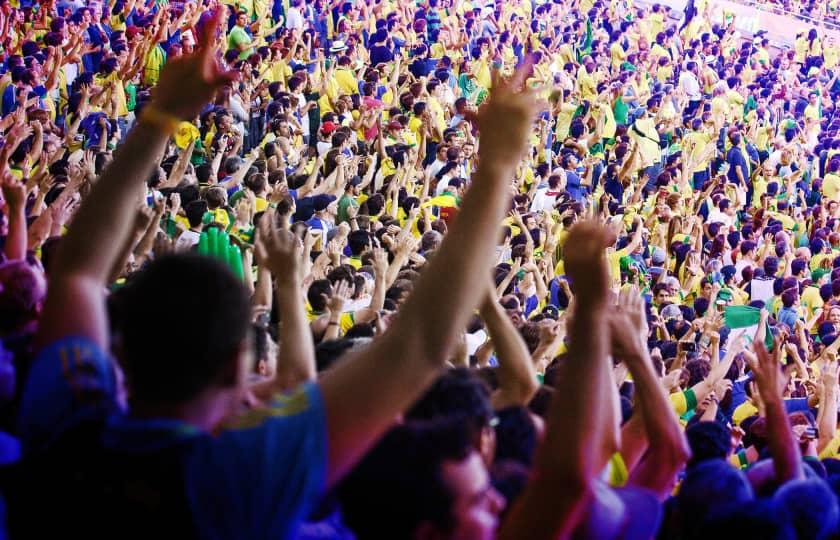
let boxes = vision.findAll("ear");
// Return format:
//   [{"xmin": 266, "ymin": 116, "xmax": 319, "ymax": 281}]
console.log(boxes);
[
  {"xmin": 478, "ymin": 425, "xmax": 496, "ymax": 466},
  {"xmin": 220, "ymin": 339, "xmax": 251, "ymax": 389}
]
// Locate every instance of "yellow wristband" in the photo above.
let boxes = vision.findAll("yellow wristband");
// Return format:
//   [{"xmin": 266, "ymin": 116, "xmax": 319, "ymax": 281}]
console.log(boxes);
[{"xmin": 139, "ymin": 105, "xmax": 180, "ymax": 135}]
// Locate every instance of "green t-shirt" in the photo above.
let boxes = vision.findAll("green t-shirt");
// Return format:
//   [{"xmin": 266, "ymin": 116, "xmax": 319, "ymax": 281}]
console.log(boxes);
[
  {"xmin": 125, "ymin": 82, "xmax": 137, "ymax": 112},
  {"xmin": 613, "ymin": 97, "xmax": 629, "ymax": 126},
  {"xmin": 227, "ymin": 26, "xmax": 253, "ymax": 60}
]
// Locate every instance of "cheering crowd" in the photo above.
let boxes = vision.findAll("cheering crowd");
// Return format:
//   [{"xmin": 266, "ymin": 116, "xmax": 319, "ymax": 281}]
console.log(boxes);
[{"xmin": 1, "ymin": 0, "xmax": 840, "ymax": 537}]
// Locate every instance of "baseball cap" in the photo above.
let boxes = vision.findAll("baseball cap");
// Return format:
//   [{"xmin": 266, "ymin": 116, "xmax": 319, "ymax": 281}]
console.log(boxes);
[
  {"xmin": 650, "ymin": 247, "xmax": 667, "ymax": 266},
  {"xmin": 313, "ymin": 194, "xmax": 337, "ymax": 211},
  {"xmin": 661, "ymin": 303, "xmax": 683, "ymax": 321},
  {"xmin": 812, "ymin": 268, "xmax": 830, "ymax": 283},
  {"xmin": 321, "ymin": 121, "xmax": 338, "ymax": 135}
]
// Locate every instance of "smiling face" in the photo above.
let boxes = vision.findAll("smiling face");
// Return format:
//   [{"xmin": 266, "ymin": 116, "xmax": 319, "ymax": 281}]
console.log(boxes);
[{"xmin": 436, "ymin": 451, "xmax": 505, "ymax": 540}]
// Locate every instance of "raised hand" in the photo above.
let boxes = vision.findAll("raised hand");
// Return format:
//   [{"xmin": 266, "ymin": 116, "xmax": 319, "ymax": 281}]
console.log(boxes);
[
  {"xmin": 371, "ymin": 247, "xmax": 388, "ymax": 279},
  {"xmin": 745, "ymin": 343, "xmax": 785, "ymax": 402},
  {"xmin": 152, "ymin": 8, "xmax": 237, "ymax": 119},
  {"xmin": 0, "ymin": 172, "xmax": 26, "ymax": 210},
  {"xmin": 475, "ymin": 57, "xmax": 538, "ymax": 168},
  {"xmin": 563, "ymin": 220, "xmax": 613, "ymax": 304},
  {"xmin": 327, "ymin": 280, "xmax": 353, "ymax": 314},
  {"xmin": 254, "ymin": 209, "xmax": 302, "ymax": 287}
]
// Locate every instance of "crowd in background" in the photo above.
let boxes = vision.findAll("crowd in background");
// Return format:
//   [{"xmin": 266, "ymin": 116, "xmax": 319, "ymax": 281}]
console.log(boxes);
[{"xmin": 1, "ymin": 0, "xmax": 840, "ymax": 538}]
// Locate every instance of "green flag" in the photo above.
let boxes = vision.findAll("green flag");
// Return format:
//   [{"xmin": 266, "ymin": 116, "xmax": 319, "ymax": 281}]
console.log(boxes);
[
  {"xmin": 724, "ymin": 305, "xmax": 773, "ymax": 350},
  {"xmin": 577, "ymin": 19, "xmax": 593, "ymax": 61}
]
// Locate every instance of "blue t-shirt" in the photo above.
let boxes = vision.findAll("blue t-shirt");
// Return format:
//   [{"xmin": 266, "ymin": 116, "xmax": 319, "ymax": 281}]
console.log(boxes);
[
  {"xmin": 18, "ymin": 336, "xmax": 328, "ymax": 539},
  {"xmin": 726, "ymin": 146, "xmax": 749, "ymax": 185}
]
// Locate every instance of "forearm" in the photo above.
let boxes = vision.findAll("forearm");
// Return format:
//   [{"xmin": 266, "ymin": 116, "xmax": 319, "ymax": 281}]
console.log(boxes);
[
  {"xmin": 818, "ymin": 385, "xmax": 838, "ymax": 453},
  {"xmin": 503, "ymin": 305, "xmax": 608, "ymax": 540},
  {"xmin": 132, "ymin": 212, "xmax": 163, "ymax": 265},
  {"xmin": 252, "ymin": 267, "xmax": 273, "ymax": 310},
  {"xmin": 764, "ymin": 396, "xmax": 805, "ymax": 483},
  {"xmin": 543, "ymin": 303, "xmax": 612, "ymax": 480},
  {"xmin": 3, "ymin": 204, "xmax": 26, "ymax": 261},
  {"xmin": 482, "ymin": 301, "xmax": 538, "ymax": 408},
  {"xmin": 625, "ymin": 349, "xmax": 690, "ymax": 496},
  {"xmin": 54, "ymin": 122, "xmax": 167, "ymax": 282},
  {"xmin": 263, "ymin": 279, "xmax": 316, "ymax": 395}
]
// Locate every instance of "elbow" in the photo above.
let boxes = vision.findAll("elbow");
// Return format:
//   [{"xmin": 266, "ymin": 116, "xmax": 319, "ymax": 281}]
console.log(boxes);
[{"xmin": 516, "ymin": 378, "xmax": 540, "ymax": 405}]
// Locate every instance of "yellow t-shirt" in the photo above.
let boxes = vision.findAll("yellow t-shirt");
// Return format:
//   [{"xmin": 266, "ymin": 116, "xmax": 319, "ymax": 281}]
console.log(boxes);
[
  {"xmin": 669, "ymin": 388, "xmax": 698, "ymax": 416},
  {"xmin": 823, "ymin": 173, "xmax": 840, "ymax": 201}
]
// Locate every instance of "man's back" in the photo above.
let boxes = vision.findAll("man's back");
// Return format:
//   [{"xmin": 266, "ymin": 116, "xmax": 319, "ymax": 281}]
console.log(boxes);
[
  {"xmin": 11, "ymin": 335, "xmax": 328, "ymax": 540},
  {"xmin": 2, "ymin": 418, "xmax": 198, "ymax": 539}
]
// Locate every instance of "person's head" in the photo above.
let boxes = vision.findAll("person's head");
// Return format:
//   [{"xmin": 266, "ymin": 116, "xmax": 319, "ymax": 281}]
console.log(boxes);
[
  {"xmin": 184, "ymin": 199, "xmax": 208, "ymax": 229},
  {"xmin": 0, "ymin": 261, "xmax": 47, "ymax": 335},
  {"xmin": 235, "ymin": 9, "xmax": 248, "ymax": 27},
  {"xmin": 339, "ymin": 421, "xmax": 505, "ymax": 540},
  {"xmin": 686, "ymin": 421, "xmax": 731, "ymax": 467},
  {"xmin": 773, "ymin": 478, "xmax": 839, "ymax": 540},
  {"xmin": 675, "ymin": 459, "xmax": 754, "ymax": 535},
  {"xmin": 112, "ymin": 255, "xmax": 251, "ymax": 424},
  {"xmin": 407, "ymin": 369, "xmax": 497, "ymax": 464}
]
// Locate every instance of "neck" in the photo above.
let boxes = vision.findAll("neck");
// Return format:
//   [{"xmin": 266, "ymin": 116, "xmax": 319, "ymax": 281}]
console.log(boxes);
[{"xmin": 130, "ymin": 388, "xmax": 236, "ymax": 432}]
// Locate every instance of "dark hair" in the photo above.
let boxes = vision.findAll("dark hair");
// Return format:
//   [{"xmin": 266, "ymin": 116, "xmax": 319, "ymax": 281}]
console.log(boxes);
[
  {"xmin": 339, "ymin": 421, "xmax": 475, "ymax": 538},
  {"xmin": 113, "ymin": 254, "xmax": 251, "ymax": 403},
  {"xmin": 686, "ymin": 421, "xmax": 730, "ymax": 467},
  {"xmin": 406, "ymin": 368, "xmax": 494, "ymax": 441},
  {"xmin": 494, "ymin": 406, "xmax": 537, "ymax": 466}
]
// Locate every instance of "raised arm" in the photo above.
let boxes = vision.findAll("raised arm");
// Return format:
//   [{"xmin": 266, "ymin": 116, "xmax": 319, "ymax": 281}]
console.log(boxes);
[
  {"xmin": 250, "ymin": 212, "xmax": 316, "ymax": 398},
  {"xmin": 746, "ymin": 343, "xmax": 805, "ymax": 484},
  {"xmin": 612, "ymin": 287, "xmax": 690, "ymax": 498},
  {"xmin": 317, "ymin": 62, "xmax": 538, "ymax": 489},
  {"xmin": 35, "ymin": 10, "xmax": 236, "ymax": 350},
  {"xmin": 0, "ymin": 172, "xmax": 27, "ymax": 261},
  {"xmin": 499, "ymin": 221, "xmax": 617, "ymax": 540},
  {"xmin": 480, "ymin": 283, "xmax": 539, "ymax": 409}
]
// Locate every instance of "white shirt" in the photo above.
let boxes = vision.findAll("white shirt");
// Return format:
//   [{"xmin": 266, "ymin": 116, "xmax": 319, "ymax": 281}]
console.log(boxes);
[
  {"xmin": 707, "ymin": 209, "xmax": 733, "ymax": 228},
  {"xmin": 530, "ymin": 187, "xmax": 560, "ymax": 213},
  {"xmin": 679, "ymin": 70, "xmax": 701, "ymax": 101},
  {"xmin": 286, "ymin": 7, "xmax": 304, "ymax": 30},
  {"xmin": 175, "ymin": 230, "xmax": 201, "ymax": 252}
]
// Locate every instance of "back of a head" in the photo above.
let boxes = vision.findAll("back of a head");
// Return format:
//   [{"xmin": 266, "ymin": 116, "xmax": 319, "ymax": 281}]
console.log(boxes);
[
  {"xmin": 115, "ymin": 254, "xmax": 251, "ymax": 405},
  {"xmin": 406, "ymin": 368, "xmax": 493, "ymax": 438},
  {"xmin": 774, "ymin": 478, "xmax": 840, "ymax": 540},
  {"xmin": 686, "ymin": 421, "xmax": 730, "ymax": 466},
  {"xmin": 677, "ymin": 459, "xmax": 754, "ymax": 535},
  {"xmin": 338, "ymin": 421, "xmax": 474, "ymax": 539},
  {"xmin": 699, "ymin": 499, "xmax": 795, "ymax": 540},
  {"xmin": 493, "ymin": 406, "xmax": 537, "ymax": 466}
]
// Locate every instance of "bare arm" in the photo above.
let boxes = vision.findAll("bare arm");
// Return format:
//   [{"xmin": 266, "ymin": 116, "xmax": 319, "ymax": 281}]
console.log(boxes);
[
  {"xmin": 613, "ymin": 289, "xmax": 690, "ymax": 498},
  {"xmin": 0, "ymin": 174, "xmax": 27, "ymax": 261},
  {"xmin": 250, "ymin": 213, "xmax": 316, "ymax": 398},
  {"xmin": 746, "ymin": 344, "xmax": 805, "ymax": 484},
  {"xmin": 316, "ymin": 65, "xmax": 538, "ymax": 489},
  {"xmin": 480, "ymin": 288, "xmax": 539, "ymax": 409},
  {"xmin": 35, "ymin": 12, "xmax": 236, "ymax": 351},
  {"xmin": 499, "ymin": 222, "xmax": 617, "ymax": 540}
]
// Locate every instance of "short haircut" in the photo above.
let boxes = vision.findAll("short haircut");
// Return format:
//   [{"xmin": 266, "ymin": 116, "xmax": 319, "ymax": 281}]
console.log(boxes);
[
  {"xmin": 339, "ymin": 421, "xmax": 475, "ymax": 538},
  {"xmin": 113, "ymin": 254, "xmax": 251, "ymax": 403}
]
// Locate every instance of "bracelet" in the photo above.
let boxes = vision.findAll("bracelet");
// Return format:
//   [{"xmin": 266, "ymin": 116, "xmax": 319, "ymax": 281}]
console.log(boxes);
[
  {"xmin": 139, "ymin": 105, "xmax": 180, "ymax": 135},
  {"xmin": 327, "ymin": 321, "xmax": 339, "ymax": 326}
]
